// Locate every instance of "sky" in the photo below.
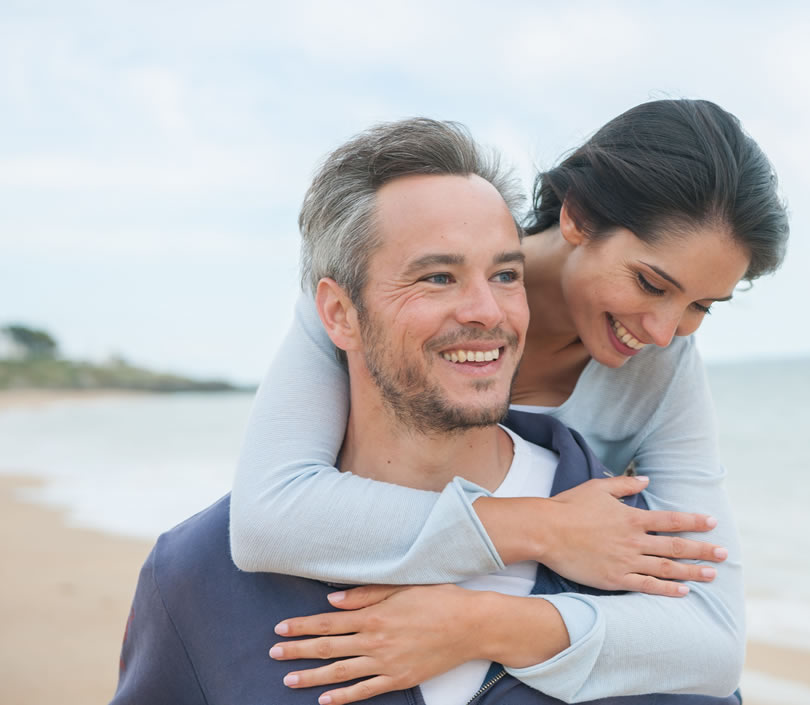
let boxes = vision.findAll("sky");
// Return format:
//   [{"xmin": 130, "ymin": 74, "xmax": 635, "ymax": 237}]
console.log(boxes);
[{"xmin": 2, "ymin": 1, "xmax": 809, "ymax": 385}]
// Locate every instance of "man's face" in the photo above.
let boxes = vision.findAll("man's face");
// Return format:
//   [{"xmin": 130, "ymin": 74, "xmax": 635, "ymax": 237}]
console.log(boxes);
[{"xmin": 354, "ymin": 173, "xmax": 528, "ymax": 435}]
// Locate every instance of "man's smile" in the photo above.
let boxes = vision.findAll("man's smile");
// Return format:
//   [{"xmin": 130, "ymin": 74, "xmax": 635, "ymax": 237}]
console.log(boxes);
[{"xmin": 440, "ymin": 346, "xmax": 502, "ymax": 363}]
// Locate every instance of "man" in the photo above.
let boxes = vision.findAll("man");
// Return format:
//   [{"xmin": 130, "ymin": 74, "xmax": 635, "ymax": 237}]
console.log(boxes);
[{"xmin": 111, "ymin": 119, "xmax": 738, "ymax": 705}]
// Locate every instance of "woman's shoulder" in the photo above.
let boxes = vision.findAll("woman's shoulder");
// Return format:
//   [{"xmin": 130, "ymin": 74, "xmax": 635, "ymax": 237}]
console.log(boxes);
[
  {"xmin": 586, "ymin": 334, "xmax": 700, "ymax": 393},
  {"xmin": 558, "ymin": 336, "xmax": 704, "ymax": 451}
]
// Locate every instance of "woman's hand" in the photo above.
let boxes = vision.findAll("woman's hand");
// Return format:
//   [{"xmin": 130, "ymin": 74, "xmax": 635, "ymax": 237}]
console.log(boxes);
[
  {"xmin": 270, "ymin": 584, "xmax": 477, "ymax": 704},
  {"xmin": 476, "ymin": 475, "xmax": 728, "ymax": 597},
  {"xmin": 269, "ymin": 584, "xmax": 568, "ymax": 705}
]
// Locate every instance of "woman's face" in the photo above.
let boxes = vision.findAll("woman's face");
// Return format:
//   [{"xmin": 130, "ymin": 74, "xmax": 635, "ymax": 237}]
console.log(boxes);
[{"xmin": 560, "ymin": 221, "xmax": 750, "ymax": 368}]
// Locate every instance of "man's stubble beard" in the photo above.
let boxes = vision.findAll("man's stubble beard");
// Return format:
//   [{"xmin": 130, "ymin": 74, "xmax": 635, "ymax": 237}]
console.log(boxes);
[{"xmin": 358, "ymin": 308, "xmax": 520, "ymax": 436}]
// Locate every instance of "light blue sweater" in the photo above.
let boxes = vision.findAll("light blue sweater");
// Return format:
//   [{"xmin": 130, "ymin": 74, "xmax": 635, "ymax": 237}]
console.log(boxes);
[{"xmin": 230, "ymin": 293, "xmax": 744, "ymax": 702}]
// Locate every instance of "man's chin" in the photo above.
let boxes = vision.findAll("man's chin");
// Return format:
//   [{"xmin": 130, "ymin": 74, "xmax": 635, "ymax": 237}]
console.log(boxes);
[{"xmin": 425, "ymin": 400, "xmax": 511, "ymax": 435}]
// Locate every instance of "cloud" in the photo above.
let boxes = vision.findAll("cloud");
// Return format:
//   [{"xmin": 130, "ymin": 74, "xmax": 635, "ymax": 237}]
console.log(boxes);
[{"xmin": 125, "ymin": 66, "xmax": 188, "ymax": 133}]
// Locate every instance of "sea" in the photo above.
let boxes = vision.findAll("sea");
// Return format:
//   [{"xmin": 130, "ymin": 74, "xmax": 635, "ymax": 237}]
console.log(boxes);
[{"xmin": 1, "ymin": 357, "xmax": 808, "ymax": 702}]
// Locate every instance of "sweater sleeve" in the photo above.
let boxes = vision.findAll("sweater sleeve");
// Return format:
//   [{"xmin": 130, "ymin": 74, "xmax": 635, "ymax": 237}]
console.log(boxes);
[
  {"xmin": 506, "ymin": 341, "xmax": 745, "ymax": 701},
  {"xmin": 229, "ymin": 292, "xmax": 504, "ymax": 583}
]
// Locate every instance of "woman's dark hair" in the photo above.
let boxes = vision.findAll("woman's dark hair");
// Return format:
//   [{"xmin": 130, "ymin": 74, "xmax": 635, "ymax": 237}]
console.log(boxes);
[{"xmin": 526, "ymin": 99, "xmax": 788, "ymax": 281}]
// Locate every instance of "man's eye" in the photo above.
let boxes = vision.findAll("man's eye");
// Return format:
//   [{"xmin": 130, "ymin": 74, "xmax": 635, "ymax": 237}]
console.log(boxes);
[
  {"xmin": 424, "ymin": 273, "xmax": 453, "ymax": 285},
  {"xmin": 493, "ymin": 270, "xmax": 519, "ymax": 283}
]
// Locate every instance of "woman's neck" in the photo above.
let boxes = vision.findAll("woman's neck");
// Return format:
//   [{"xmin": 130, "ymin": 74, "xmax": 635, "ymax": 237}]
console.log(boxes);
[
  {"xmin": 513, "ymin": 229, "xmax": 591, "ymax": 406},
  {"xmin": 521, "ymin": 228, "xmax": 580, "ymax": 350}
]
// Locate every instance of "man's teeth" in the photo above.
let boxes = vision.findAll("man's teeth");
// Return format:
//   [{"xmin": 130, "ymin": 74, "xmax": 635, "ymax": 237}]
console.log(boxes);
[
  {"xmin": 442, "ymin": 348, "xmax": 500, "ymax": 363},
  {"xmin": 610, "ymin": 318, "xmax": 646, "ymax": 350}
]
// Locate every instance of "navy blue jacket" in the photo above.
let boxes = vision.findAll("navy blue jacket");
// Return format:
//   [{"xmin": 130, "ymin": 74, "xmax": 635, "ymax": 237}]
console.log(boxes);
[{"xmin": 111, "ymin": 412, "xmax": 741, "ymax": 704}]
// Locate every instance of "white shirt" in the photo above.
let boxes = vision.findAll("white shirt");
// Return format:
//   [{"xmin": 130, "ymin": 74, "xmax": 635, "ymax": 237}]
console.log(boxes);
[{"xmin": 419, "ymin": 428, "xmax": 558, "ymax": 705}]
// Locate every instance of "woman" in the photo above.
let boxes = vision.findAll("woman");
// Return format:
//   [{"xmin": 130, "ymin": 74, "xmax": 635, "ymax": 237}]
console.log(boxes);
[{"xmin": 230, "ymin": 100, "xmax": 788, "ymax": 703}]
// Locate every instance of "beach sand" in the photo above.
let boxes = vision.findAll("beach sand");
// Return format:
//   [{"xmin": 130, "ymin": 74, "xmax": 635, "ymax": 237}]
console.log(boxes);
[
  {"xmin": 0, "ymin": 474, "xmax": 151, "ymax": 705},
  {"xmin": 1, "ymin": 389, "xmax": 808, "ymax": 704}
]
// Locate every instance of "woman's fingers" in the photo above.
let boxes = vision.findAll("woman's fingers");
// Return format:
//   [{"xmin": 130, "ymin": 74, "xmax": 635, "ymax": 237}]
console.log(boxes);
[
  {"xmin": 640, "ymin": 508, "xmax": 720, "ymax": 534},
  {"xmin": 635, "ymin": 555, "xmax": 718, "ymax": 584},
  {"xmin": 275, "ymin": 586, "xmax": 407, "ymax": 636},
  {"xmin": 620, "ymin": 573, "xmax": 692, "ymax": 597},
  {"xmin": 316, "ymin": 676, "xmax": 396, "ymax": 705},
  {"xmin": 278, "ymin": 655, "xmax": 376, "ymax": 687},
  {"xmin": 276, "ymin": 655, "xmax": 396, "ymax": 704},
  {"xmin": 327, "ymin": 585, "xmax": 405, "ymax": 610},
  {"xmin": 642, "ymin": 533, "xmax": 728, "ymax": 562},
  {"xmin": 270, "ymin": 635, "xmax": 369, "ymax": 662},
  {"xmin": 275, "ymin": 610, "xmax": 362, "ymax": 638},
  {"xmin": 601, "ymin": 474, "xmax": 650, "ymax": 498}
]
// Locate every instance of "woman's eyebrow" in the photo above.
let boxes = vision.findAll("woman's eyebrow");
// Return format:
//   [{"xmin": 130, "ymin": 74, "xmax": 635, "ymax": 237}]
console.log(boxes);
[
  {"xmin": 640, "ymin": 260, "xmax": 734, "ymax": 301},
  {"xmin": 639, "ymin": 261, "xmax": 685, "ymax": 291}
]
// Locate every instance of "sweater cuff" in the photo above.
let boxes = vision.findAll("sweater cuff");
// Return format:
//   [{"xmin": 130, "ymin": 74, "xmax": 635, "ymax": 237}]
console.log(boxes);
[
  {"xmin": 451, "ymin": 476, "xmax": 505, "ymax": 570},
  {"xmin": 505, "ymin": 594, "xmax": 603, "ymax": 702}
]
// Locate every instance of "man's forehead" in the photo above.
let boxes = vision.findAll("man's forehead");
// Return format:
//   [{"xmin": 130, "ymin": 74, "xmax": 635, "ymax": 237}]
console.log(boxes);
[
  {"xmin": 375, "ymin": 173, "xmax": 508, "ymax": 217},
  {"xmin": 374, "ymin": 173, "xmax": 515, "ymax": 240}
]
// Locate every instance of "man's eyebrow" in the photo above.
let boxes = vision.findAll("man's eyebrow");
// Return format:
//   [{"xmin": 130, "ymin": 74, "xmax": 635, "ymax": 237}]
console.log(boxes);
[
  {"xmin": 495, "ymin": 250, "xmax": 526, "ymax": 266},
  {"xmin": 640, "ymin": 261, "xmax": 734, "ymax": 301},
  {"xmin": 402, "ymin": 254, "xmax": 465, "ymax": 277},
  {"xmin": 403, "ymin": 250, "xmax": 526, "ymax": 277}
]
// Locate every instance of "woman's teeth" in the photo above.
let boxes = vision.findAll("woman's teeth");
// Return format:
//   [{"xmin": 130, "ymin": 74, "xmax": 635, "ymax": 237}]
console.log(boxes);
[
  {"xmin": 610, "ymin": 318, "xmax": 646, "ymax": 350},
  {"xmin": 442, "ymin": 348, "xmax": 500, "ymax": 363}
]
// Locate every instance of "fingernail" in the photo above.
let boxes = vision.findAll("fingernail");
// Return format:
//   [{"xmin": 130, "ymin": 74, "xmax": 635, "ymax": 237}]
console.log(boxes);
[
  {"xmin": 269, "ymin": 646, "xmax": 284, "ymax": 658},
  {"xmin": 274, "ymin": 622, "xmax": 289, "ymax": 635},
  {"xmin": 677, "ymin": 585, "xmax": 690, "ymax": 595},
  {"xmin": 283, "ymin": 673, "xmax": 299, "ymax": 686},
  {"xmin": 700, "ymin": 567, "xmax": 717, "ymax": 579},
  {"xmin": 319, "ymin": 696, "xmax": 333, "ymax": 705},
  {"xmin": 705, "ymin": 516, "xmax": 718, "ymax": 528},
  {"xmin": 328, "ymin": 591, "xmax": 346, "ymax": 603},
  {"xmin": 714, "ymin": 547, "xmax": 728, "ymax": 560},
  {"xmin": 635, "ymin": 475, "xmax": 649, "ymax": 483}
]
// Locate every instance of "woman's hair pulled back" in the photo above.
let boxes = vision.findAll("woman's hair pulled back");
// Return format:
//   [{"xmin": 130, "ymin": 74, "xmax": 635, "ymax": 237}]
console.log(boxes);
[{"xmin": 526, "ymin": 99, "xmax": 788, "ymax": 281}]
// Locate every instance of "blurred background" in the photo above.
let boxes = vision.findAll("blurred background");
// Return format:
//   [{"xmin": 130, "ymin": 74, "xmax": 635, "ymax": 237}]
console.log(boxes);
[{"xmin": 1, "ymin": 2, "xmax": 808, "ymax": 704}]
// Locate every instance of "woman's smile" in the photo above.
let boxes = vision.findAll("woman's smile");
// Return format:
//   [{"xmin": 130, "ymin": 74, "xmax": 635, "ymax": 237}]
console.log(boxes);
[{"xmin": 606, "ymin": 314, "xmax": 646, "ymax": 356}]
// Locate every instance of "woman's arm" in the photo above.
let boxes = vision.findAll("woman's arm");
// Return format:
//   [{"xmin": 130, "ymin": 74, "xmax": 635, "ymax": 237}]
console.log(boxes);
[
  {"xmin": 507, "ymin": 341, "xmax": 744, "ymax": 700},
  {"xmin": 230, "ymin": 294, "xmax": 721, "ymax": 588},
  {"xmin": 230, "ymin": 292, "xmax": 503, "ymax": 583}
]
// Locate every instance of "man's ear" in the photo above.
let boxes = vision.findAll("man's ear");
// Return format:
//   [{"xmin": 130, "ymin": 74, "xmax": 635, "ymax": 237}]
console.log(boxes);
[
  {"xmin": 315, "ymin": 278, "xmax": 362, "ymax": 352},
  {"xmin": 559, "ymin": 200, "xmax": 587, "ymax": 247}
]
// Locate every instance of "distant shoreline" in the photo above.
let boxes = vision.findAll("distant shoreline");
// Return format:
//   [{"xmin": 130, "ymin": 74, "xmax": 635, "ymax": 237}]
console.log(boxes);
[
  {"xmin": 0, "ymin": 387, "xmax": 153, "ymax": 411},
  {"xmin": 0, "ymin": 357, "xmax": 255, "ymax": 394}
]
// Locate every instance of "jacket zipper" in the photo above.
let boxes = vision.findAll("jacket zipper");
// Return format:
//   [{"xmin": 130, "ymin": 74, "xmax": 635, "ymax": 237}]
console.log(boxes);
[{"xmin": 465, "ymin": 669, "xmax": 506, "ymax": 704}]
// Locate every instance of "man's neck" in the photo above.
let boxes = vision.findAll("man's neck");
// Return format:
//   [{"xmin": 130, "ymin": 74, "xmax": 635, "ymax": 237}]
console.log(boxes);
[{"xmin": 339, "ymin": 399, "xmax": 514, "ymax": 493}]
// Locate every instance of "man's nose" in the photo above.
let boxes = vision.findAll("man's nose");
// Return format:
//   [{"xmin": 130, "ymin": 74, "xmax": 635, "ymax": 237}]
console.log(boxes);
[{"xmin": 455, "ymin": 279, "xmax": 505, "ymax": 329}]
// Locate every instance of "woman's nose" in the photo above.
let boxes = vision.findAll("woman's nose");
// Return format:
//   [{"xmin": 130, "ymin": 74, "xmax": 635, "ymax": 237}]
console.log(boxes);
[{"xmin": 642, "ymin": 308, "xmax": 682, "ymax": 348}]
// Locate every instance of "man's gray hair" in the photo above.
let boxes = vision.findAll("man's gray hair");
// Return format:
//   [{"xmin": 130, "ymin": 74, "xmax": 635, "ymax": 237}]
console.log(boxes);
[{"xmin": 299, "ymin": 117, "xmax": 525, "ymax": 305}]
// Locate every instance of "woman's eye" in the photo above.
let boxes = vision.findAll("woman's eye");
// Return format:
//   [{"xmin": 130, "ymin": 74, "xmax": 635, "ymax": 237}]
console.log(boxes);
[
  {"xmin": 424, "ymin": 273, "xmax": 453, "ymax": 285},
  {"xmin": 637, "ymin": 272, "xmax": 665, "ymax": 296},
  {"xmin": 692, "ymin": 302, "xmax": 712, "ymax": 314}
]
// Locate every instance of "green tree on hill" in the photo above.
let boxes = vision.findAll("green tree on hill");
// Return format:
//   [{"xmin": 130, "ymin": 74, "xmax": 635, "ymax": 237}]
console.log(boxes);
[{"xmin": 2, "ymin": 325, "xmax": 59, "ymax": 359}]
